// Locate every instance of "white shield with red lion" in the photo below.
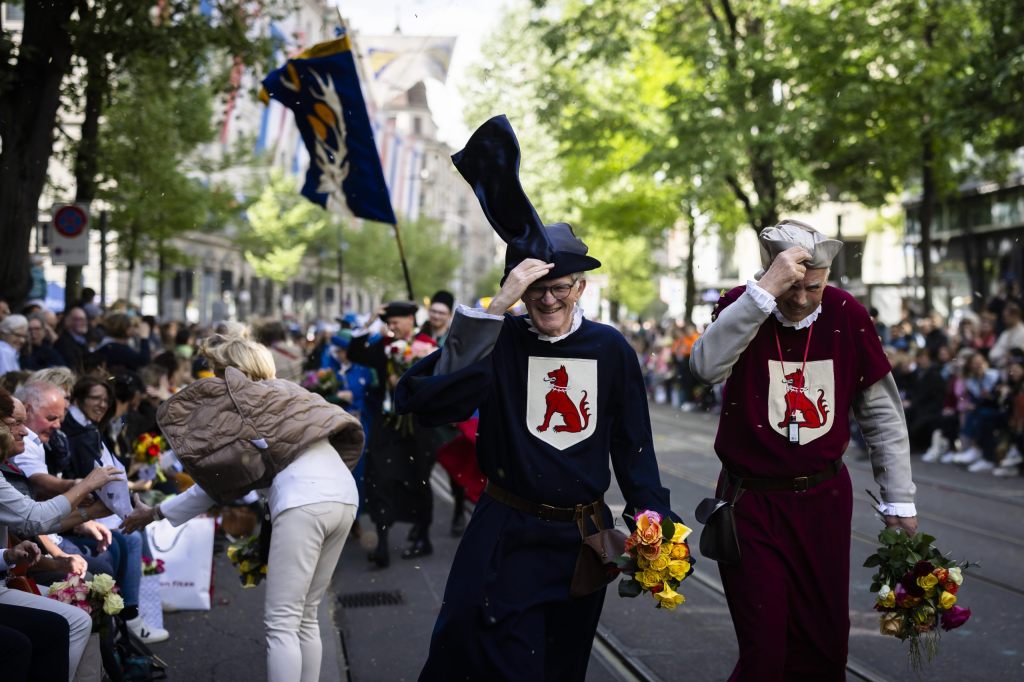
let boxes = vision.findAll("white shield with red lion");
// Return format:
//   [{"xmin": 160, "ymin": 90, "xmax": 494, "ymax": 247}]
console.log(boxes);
[
  {"xmin": 767, "ymin": 358, "xmax": 835, "ymax": 445},
  {"xmin": 525, "ymin": 356, "xmax": 598, "ymax": 450}
]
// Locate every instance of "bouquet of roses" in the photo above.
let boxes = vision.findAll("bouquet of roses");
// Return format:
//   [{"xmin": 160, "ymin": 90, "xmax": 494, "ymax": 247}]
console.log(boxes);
[
  {"xmin": 382, "ymin": 334, "xmax": 438, "ymax": 434},
  {"xmin": 385, "ymin": 335, "xmax": 437, "ymax": 375},
  {"xmin": 864, "ymin": 525, "xmax": 972, "ymax": 670},
  {"xmin": 142, "ymin": 557, "xmax": 166, "ymax": 576},
  {"xmin": 48, "ymin": 573, "xmax": 124, "ymax": 628},
  {"xmin": 134, "ymin": 432, "xmax": 168, "ymax": 482},
  {"xmin": 615, "ymin": 510, "xmax": 695, "ymax": 610},
  {"xmin": 226, "ymin": 535, "xmax": 267, "ymax": 589},
  {"xmin": 301, "ymin": 368, "xmax": 340, "ymax": 400}
]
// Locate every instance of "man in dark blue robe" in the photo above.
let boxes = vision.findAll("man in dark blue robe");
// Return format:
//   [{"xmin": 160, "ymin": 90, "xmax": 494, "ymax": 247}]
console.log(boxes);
[{"xmin": 396, "ymin": 115, "xmax": 679, "ymax": 681}]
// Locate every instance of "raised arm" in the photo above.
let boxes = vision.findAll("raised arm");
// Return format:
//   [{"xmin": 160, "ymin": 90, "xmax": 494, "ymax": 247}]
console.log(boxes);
[{"xmin": 691, "ymin": 247, "xmax": 810, "ymax": 384}]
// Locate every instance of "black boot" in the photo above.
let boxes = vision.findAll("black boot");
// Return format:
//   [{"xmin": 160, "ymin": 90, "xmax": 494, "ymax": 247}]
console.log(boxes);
[
  {"xmin": 402, "ymin": 525, "xmax": 433, "ymax": 559},
  {"xmin": 368, "ymin": 524, "xmax": 390, "ymax": 569}
]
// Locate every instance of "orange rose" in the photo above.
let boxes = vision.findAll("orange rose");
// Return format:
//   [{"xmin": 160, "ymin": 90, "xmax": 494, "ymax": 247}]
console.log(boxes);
[
  {"xmin": 932, "ymin": 567, "xmax": 948, "ymax": 583},
  {"xmin": 669, "ymin": 543, "xmax": 690, "ymax": 560},
  {"xmin": 636, "ymin": 513, "xmax": 663, "ymax": 548},
  {"xmin": 944, "ymin": 582, "xmax": 958, "ymax": 595}
]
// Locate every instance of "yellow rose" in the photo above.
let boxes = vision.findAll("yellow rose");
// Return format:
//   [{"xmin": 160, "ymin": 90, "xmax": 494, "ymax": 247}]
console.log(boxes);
[
  {"xmin": 947, "ymin": 567, "xmax": 963, "ymax": 585},
  {"xmin": 877, "ymin": 592, "xmax": 895, "ymax": 609},
  {"xmin": 668, "ymin": 560, "xmax": 691, "ymax": 581},
  {"xmin": 671, "ymin": 523, "xmax": 693, "ymax": 543},
  {"xmin": 636, "ymin": 555, "xmax": 650, "ymax": 570},
  {"xmin": 89, "ymin": 573, "xmax": 116, "ymax": 595},
  {"xmin": 938, "ymin": 591, "xmax": 957, "ymax": 610},
  {"xmin": 103, "ymin": 592, "xmax": 125, "ymax": 615},
  {"xmin": 651, "ymin": 553, "xmax": 671, "ymax": 572},
  {"xmin": 917, "ymin": 574, "xmax": 938, "ymax": 591},
  {"xmin": 653, "ymin": 583, "xmax": 685, "ymax": 610},
  {"xmin": 638, "ymin": 570, "xmax": 662, "ymax": 590},
  {"xmin": 879, "ymin": 612, "xmax": 903, "ymax": 637}
]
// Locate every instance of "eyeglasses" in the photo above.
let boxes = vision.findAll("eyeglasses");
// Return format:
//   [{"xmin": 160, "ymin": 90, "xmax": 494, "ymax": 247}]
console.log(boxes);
[{"xmin": 523, "ymin": 282, "xmax": 577, "ymax": 302}]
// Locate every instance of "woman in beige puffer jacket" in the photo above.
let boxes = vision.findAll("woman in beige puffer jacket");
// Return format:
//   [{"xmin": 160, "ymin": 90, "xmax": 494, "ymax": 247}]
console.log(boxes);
[{"xmin": 122, "ymin": 335, "xmax": 364, "ymax": 682}]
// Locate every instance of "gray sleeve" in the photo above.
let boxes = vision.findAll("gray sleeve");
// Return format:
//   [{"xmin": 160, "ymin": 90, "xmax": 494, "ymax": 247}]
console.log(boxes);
[
  {"xmin": 0, "ymin": 475, "xmax": 72, "ymax": 536},
  {"xmin": 689, "ymin": 293, "xmax": 771, "ymax": 384},
  {"xmin": 434, "ymin": 307, "xmax": 504, "ymax": 376},
  {"xmin": 852, "ymin": 373, "xmax": 916, "ymax": 504}
]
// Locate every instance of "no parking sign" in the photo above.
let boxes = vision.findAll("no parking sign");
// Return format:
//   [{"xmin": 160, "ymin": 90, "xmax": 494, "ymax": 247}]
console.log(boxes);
[{"xmin": 51, "ymin": 203, "xmax": 90, "ymax": 266}]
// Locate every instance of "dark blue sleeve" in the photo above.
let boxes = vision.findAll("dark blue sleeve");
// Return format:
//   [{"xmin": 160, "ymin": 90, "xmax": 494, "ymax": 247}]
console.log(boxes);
[
  {"xmin": 395, "ymin": 349, "xmax": 493, "ymax": 427},
  {"xmin": 608, "ymin": 336, "xmax": 679, "ymax": 527}
]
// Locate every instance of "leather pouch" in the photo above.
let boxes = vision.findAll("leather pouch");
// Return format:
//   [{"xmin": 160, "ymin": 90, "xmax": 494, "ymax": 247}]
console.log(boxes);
[
  {"xmin": 570, "ymin": 508, "xmax": 627, "ymax": 598},
  {"xmin": 695, "ymin": 480, "xmax": 743, "ymax": 564}
]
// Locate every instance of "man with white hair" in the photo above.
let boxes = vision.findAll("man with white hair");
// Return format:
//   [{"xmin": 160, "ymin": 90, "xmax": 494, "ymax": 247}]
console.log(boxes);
[
  {"xmin": 690, "ymin": 219, "xmax": 917, "ymax": 681},
  {"xmin": 12, "ymin": 382, "xmax": 73, "ymax": 499},
  {"xmin": 0, "ymin": 314, "xmax": 29, "ymax": 374}
]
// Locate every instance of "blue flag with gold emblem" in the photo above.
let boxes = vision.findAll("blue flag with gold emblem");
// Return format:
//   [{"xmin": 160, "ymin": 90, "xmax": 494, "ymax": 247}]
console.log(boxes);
[{"xmin": 260, "ymin": 34, "xmax": 396, "ymax": 225}]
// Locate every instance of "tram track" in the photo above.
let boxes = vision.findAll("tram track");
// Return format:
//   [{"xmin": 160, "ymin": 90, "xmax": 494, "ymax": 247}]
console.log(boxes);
[{"xmin": 655, "ymin": 461, "xmax": 1024, "ymax": 601}]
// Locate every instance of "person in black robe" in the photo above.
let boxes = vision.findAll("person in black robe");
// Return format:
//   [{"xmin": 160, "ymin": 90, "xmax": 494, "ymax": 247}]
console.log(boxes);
[{"xmin": 397, "ymin": 115, "xmax": 679, "ymax": 681}]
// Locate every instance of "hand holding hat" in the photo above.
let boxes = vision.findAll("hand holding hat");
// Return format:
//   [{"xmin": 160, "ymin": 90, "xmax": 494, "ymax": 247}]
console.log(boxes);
[{"xmin": 756, "ymin": 219, "xmax": 843, "ymax": 296}]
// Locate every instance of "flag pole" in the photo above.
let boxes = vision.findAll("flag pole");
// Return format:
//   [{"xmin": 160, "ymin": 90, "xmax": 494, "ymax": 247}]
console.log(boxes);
[{"xmin": 392, "ymin": 221, "xmax": 415, "ymax": 301}]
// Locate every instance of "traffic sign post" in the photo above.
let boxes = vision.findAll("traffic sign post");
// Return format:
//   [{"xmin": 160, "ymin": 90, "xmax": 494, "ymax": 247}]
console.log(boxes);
[{"xmin": 50, "ymin": 204, "xmax": 90, "ymax": 266}]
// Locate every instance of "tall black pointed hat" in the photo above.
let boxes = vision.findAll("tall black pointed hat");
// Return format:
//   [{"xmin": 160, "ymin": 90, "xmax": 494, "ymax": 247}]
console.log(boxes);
[{"xmin": 452, "ymin": 115, "xmax": 601, "ymax": 283}]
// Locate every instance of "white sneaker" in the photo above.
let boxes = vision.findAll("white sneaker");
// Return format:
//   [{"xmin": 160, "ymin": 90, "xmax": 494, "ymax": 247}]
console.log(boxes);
[
  {"xmin": 999, "ymin": 445, "xmax": 1023, "ymax": 467},
  {"xmin": 967, "ymin": 459, "xmax": 995, "ymax": 473},
  {"xmin": 952, "ymin": 447, "xmax": 982, "ymax": 465},
  {"xmin": 939, "ymin": 450, "xmax": 959, "ymax": 464},
  {"xmin": 993, "ymin": 465, "xmax": 1020, "ymax": 477},
  {"xmin": 921, "ymin": 439, "xmax": 949, "ymax": 463},
  {"xmin": 126, "ymin": 616, "xmax": 169, "ymax": 644}
]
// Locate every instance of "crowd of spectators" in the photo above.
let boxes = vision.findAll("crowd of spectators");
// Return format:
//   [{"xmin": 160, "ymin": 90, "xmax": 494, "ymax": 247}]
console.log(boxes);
[{"xmin": 0, "ymin": 289, "xmax": 380, "ymax": 680}]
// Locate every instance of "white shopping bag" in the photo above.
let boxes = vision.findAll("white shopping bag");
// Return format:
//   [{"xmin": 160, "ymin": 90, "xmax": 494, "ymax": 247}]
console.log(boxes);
[{"xmin": 147, "ymin": 516, "xmax": 215, "ymax": 611}]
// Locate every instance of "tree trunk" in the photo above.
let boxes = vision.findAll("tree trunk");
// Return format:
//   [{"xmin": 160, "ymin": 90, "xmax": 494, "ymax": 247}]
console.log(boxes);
[
  {"xmin": 66, "ymin": 39, "xmax": 108, "ymax": 310},
  {"xmin": 919, "ymin": 133, "xmax": 936, "ymax": 315},
  {"xmin": 683, "ymin": 203, "xmax": 698, "ymax": 324},
  {"xmin": 0, "ymin": 0, "xmax": 77, "ymax": 307}
]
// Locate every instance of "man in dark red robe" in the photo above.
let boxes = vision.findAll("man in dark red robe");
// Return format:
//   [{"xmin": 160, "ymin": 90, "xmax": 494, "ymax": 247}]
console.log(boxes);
[{"xmin": 691, "ymin": 219, "xmax": 918, "ymax": 681}]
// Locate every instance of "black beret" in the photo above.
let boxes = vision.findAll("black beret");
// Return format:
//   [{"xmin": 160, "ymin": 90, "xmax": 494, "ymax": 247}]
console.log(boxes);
[{"xmin": 379, "ymin": 301, "xmax": 418, "ymax": 321}]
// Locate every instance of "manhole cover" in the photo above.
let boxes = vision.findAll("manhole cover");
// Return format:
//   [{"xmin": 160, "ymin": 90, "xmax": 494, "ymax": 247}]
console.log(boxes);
[{"xmin": 337, "ymin": 590, "xmax": 404, "ymax": 608}]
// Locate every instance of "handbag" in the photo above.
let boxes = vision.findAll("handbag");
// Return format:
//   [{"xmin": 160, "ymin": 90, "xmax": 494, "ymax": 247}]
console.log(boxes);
[
  {"xmin": 146, "ymin": 516, "xmax": 215, "ymax": 611},
  {"xmin": 694, "ymin": 477, "xmax": 743, "ymax": 564},
  {"xmin": 569, "ymin": 507, "xmax": 627, "ymax": 598}
]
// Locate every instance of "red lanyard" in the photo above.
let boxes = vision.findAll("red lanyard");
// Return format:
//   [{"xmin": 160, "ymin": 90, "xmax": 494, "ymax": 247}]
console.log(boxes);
[{"xmin": 773, "ymin": 321, "xmax": 814, "ymax": 379}]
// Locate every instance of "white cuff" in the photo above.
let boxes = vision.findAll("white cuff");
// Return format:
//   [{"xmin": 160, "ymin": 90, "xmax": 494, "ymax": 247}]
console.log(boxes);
[
  {"xmin": 878, "ymin": 502, "xmax": 917, "ymax": 517},
  {"xmin": 457, "ymin": 303, "xmax": 504, "ymax": 321},
  {"xmin": 745, "ymin": 280, "xmax": 777, "ymax": 314}
]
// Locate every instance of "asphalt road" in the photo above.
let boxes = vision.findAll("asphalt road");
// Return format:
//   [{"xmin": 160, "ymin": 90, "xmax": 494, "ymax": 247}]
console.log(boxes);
[{"xmin": 152, "ymin": 401, "xmax": 1024, "ymax": 681}]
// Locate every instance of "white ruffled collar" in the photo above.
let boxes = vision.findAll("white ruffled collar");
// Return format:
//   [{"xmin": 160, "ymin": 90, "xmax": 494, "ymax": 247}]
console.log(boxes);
[
  {"xmin": 773, "ymin": 304, "xmax": 822, "ymax": 330},
  {"xmin": 527, "ymin": 305, "xmax": 585, "ymax": 343}
]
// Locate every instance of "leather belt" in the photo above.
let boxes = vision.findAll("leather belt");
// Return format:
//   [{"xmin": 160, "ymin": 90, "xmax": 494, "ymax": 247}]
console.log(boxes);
[
  {"xmin": 729, "ymin": 460, "xmax": 845, "ymax": 493},
  {"xmin": 484, "ymin": 481, "xmax": 603, "ymax": 522}
]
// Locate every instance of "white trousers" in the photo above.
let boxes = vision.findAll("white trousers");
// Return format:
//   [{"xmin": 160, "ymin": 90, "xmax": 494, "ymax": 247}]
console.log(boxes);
[
  {"xmin": 264, "ymin": 501, "xmax": 356, "ymax": 682},
  {"xmin": 0, "ymin": 584, "xmax": 93, "ymax": 681}
]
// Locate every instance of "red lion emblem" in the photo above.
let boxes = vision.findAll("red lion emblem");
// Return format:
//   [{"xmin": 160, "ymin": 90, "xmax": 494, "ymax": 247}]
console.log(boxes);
[
  {"xmin": 536, "ymin": 365, "xmax": 591, "ymax": 433},
  {"xmin": 776, "ymin": 368, "xmax": 829, "ymax": 429}
]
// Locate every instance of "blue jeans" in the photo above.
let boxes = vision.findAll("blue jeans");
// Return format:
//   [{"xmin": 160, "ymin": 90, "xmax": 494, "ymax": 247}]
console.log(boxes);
[{"xmin": 67, "ymin": 530, "xmax": 143, "ymax": 607}]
